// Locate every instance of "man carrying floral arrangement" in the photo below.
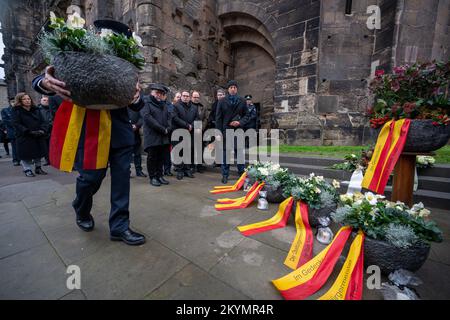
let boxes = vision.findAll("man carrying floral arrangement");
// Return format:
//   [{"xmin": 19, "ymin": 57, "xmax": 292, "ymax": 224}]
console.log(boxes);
[{"xmin": 32, "ymin": 13, "xmax": 146, "ymax": 246}]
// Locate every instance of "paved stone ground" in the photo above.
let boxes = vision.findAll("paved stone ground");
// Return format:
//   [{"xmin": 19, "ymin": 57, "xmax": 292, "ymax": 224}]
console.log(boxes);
[{"xmin": 0, "ymin": 150, "xmax": 449, "ymax": 300}]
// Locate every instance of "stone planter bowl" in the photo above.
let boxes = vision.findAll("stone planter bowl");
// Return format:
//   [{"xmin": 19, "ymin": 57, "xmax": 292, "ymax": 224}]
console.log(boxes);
[
  {"xmin": 363, "ymin": 236, "xmax": 431, "ymax": 275},
  {"xmin": 374, "ymin": 119, "xmax": 450, "ymax": 153},
  {"xmin": 53, "ymin": 52, "xmax": 139, "ymax": 109},
  {"xmin": 309, "ymin": 204, "xmax": 337, "ymax": 227},
  {"xmin": 403, "ymin": 119, "xmax": 450, "ymax": 152},
  {"xmin": 262, "ymin": 183, "xmax": 287, "ymax": 203}
]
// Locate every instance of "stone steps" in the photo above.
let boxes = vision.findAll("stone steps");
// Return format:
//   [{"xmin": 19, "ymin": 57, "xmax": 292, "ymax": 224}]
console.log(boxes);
[{"xmin": 276, "ymin": 155, "xmax": 450, "ymax": 210}]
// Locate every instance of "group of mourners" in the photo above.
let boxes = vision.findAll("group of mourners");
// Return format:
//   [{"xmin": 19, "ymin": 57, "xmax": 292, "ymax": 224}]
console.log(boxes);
[
  {"xmin": 0, "ymin": 17, "xmax": 260, "ymax": 246},
  {"xmin": 1, "ymin": 94, "xmax": 56, "ymax": 177}
]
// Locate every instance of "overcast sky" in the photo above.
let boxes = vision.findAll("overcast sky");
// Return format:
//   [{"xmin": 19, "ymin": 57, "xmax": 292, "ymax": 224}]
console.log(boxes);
[{"xmin": 0, "ymin": 22, "xmax": 4, "ymax": 79}]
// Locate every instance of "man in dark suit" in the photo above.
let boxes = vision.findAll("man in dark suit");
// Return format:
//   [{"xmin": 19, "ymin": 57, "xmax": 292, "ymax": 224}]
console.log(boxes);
[
  {"xmin": 141, "ymin": 84, "xmax": 171, "ymax": 187},
  {"xmin": 31, "ymin": 21, "xmax": 146, "ymax": 246},
  {"xmin": 172, "ymin": 90, "xmax": 200, "ymax": 180},
  {"xmin": 1, "ymin": 98, "xmax": 20, "ymax": 166},
  {"xmin": 216, "ymin": 80, "xmax": 250, "ymax": 184}
]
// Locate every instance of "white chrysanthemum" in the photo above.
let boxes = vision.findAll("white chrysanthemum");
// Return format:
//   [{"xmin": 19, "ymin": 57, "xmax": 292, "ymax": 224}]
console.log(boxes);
[
  {"xmin": 100, "ymin": 28, "xmax": 114, "ymax": 38},
  {"xmin": 419, "ymin": 208, "xmax": 431, "ymax": 218},
  {"xmin": 332, "ymin": 179, "xmax": 340, "ymax": 189},
  {"xmin": 309, "ymin": 173, "xmax": 315, "ymax": 178}
]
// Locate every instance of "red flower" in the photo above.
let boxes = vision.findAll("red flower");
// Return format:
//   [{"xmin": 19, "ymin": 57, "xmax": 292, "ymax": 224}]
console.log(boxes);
[
  {"xmin": 391, "ymin": 80, "xmax": 400, "ymax": 92},
  {"xmin": 393, "ymin": 66, "xmax": 406, "ymax": 75},
  {"xmin": 403, "ymin": 102, "xmax": 416, "ymax": 113},
  {"xmin": 375, "ymin": 69, "xmax": 385, "ymax": 77},
  {"xmin": 391, "ymin": 103, "xmax": 400, "ymax": 114}
]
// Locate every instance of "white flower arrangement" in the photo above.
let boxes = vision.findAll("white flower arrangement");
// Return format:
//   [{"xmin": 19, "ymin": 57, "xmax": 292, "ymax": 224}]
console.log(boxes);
[{"xmin": 333, "ymin": 192, "xmax": 442, "ymax": 248}]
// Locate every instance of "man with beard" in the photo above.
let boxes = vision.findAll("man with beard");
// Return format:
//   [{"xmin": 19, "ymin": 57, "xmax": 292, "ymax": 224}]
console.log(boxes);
[{"xmin": 172, "ymin": 91, "xmax": 199, "ymax": 180}]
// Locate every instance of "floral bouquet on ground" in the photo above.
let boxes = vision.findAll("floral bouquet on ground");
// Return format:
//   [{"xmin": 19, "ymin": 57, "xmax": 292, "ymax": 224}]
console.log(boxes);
[
  {"xmin": 333, "ymin": 192, "xmax": 442, "ymax": 247},
  {"xmin": 39, "ymin": 12, "xmax": 145, "ymax": 109},
  {"xmin": 246, "ymin": 161, "xmax": 291, "ymax": 202},
  {"xmin": 332, "ymin": 192, "xmax": 443, "ymax": 273},
  {"xmin": 283, "ymin": 173, "xmax": 341, "ymax": 226},
  {"xmin": 416, "ymin": 156, "xmax": 436, "ymax": 169}
]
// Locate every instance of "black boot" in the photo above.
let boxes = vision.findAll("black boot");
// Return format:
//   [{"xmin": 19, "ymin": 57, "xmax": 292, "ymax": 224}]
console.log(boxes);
[
  {"xmin": 136, "ymin": 170, "xmax": 147, "ymax": 177},
  {"xmin": 35, "ymin": 167, "xmax": 48, "ymax": 175},
  {"xmin": 176, "ymin": 171, "xmax": 184, "ymax": 180},
  {"xmin": 222, "ymin": 176, "xmax": 228, "ymax": 184},
  {"xmin": 158, "ymin": 176, "xmax": 169, "ymax": 185},
  {"xmin": 184, "ymin": 170, "xmax": 194, "ymax": 178},
  {"xmin": 110, "ymin": 228, "xmax": 146, "ymax": 245},
  {"xmin": 150, "ymin": 177, "xmax": 161, "ymax": 187},
  {"xmin": 24, "ymin": 170, "xmax": 35, "ymax": 177}
]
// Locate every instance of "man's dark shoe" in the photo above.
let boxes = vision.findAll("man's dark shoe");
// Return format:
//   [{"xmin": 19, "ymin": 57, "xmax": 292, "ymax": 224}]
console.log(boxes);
[
  {"xmin": 110, "ymin": 228, "xmax": 146, "ymax": 245},
  {"xmin": 24, "ymin": 169, "xmax": 35, "ymax": 177},
  {"xmin": 196, "ymin": 165, "xmax": 205, "ymax": 173},
  {"xmin": 136, "ymin": 170, "xmax": 147, "ymax": 177},
  {"xmin": 35, "ymin": 167, "xmax": 48, "ymax": 175},
  {"xmin": 150, "ymin": 177, "xmax": 161, "ymax": 187},
  {"xmin": 222, "ymin": 176, "xmax": 228, "ymax": 184},
  {"xmin": 13, "ymin": 161, "xmax": 20, "ymax": 166},
  {"xmin": 176, "ymin": 172, "xmax": 184, "ymax": 180},
  {"xmin": 184, "ymin": 171, "xmax": 195, "ymax": 178},
  {"xmin": 158, "ymin": 176, "xmax": 169, "ymax": 185},
  {"xmin": 76, "ymin": 215, "xmax": 95, "ymax": 232}
]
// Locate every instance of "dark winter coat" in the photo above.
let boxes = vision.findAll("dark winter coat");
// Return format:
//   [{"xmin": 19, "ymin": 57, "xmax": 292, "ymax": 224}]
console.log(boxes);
[
  {"xmin": 38, "ymin": 104, "xmax": 54, "ymax": 138},
  {"xmin": 172, "ymin": 101, "xmax": 200, "ymax": 130},
  {"xmin": 1, "ymin": 106, "xmax": 16, "ymax": 140},
  {"xmin": 207, "ymin": 100, "xmax": 218, "ymax": 129},
  {"xmin": 242, "ymin": 103, "xmax": 257, "ymax": 130},
  {"xmin": 215, "ymin": 95, "xmax": 250, "ymax": 133},
  {"xmin": 141, "ymin": 95, "xmax": 171, "ymax": 150},
  {"xmin": 12, "ymin": 105, "xmax": 48, "ymax": 160}
]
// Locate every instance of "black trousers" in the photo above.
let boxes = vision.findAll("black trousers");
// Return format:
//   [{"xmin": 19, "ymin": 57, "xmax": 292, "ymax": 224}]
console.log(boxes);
[
  {"xmin": 132, "ymin": 133, "xmax": 143, "ymax": 171},
  {"xmin": 72, "ymin": 146, "xmax": 133, "ymax": 234},
  {"xmin": 147, "ymin": 144, "xmax": 169, "ymax": 178}
]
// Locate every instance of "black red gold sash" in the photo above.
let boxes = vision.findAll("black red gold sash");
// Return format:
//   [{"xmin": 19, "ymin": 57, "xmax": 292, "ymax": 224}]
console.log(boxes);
[
  {"xmin": 210, "ymin": 172, "xmax": 247, "ymax": 194},
  {"xmin": 272, "ymin": 227, "xmax": 364, "ymax": 300},
  {"xmin": 49, "ymin": 101, "xmax": 111, "ymax": 172},
  {"xmin": 215, "ymin": 182, "xmax": 265, "ymax": 211},
  {"xmin": 362, "ymin": 119, "xmax": 411, "ymax": 194}
]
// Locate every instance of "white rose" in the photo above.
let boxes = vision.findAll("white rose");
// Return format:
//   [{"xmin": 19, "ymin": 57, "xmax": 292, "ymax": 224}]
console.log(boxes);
[
  {"xmin": 132, "ymin": 32, "xmax": 143, "ymax": 47},
  {"xmin": 419, "ymin": 209, "xmax": 431, "ymax": 218},
  {"xmin": 364, "ymin": 192, "xmax": 378, "ymax": 206},
  {"xmin": 66, "ymin": 12, "xmax": 85, "ymax": 29}
]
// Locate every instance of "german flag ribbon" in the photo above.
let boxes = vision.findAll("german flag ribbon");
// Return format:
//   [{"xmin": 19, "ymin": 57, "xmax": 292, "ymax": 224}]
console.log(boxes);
[
  {"xmin": 318, "ymin": 231, "xmax": 365, "ymax": 300},
  {"xmin": 210, "ymin": 172, "xmax": 247, "ymax": 194},
  {"xmin": 237, "ymin": 197, "xmax": 294, "ymax": 236},
  {"xmin": 362, "ymin": 119, "xmax": 411, "ymax": 194},
  {"xmin": 216, "ymin": 181, "xmax": 259, "ymax": 204},
  {"xmin": 272, "ymin": 227, "xmax": 352, "ymax": 300},
  {"xmin": 284, "ymin": 201, "xmax": 314, "ymax": 270},
  {"xmin": 49, "ymin": 101, "xmax": 111, "ymax": 172},
  {"xmin": 215, "ymin": 182, "xmax": 265, "ymax": 211}
]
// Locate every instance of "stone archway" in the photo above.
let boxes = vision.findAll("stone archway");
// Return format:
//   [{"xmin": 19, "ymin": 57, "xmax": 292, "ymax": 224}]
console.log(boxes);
[{"xmin": 219, "ymin": 10, "xmax": 276, "ymax": 128}]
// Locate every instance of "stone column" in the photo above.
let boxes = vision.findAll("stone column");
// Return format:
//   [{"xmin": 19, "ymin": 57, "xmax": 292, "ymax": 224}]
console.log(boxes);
[{"xmin": 136, "ymin": 0, "xmax": 164, "ymax": 88}]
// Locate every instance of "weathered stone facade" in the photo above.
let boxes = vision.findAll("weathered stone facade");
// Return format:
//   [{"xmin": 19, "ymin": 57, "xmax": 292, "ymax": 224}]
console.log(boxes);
[{"xmin": 1, "ymin": 0, "xmax": 449, "ymax": 145}]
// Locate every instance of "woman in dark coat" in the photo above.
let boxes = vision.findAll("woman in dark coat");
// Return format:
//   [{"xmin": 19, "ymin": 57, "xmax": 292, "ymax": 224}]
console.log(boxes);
[
  {"xmin": 141, "ymin": 84, "xmax": 172, "ymax": 187},
  {"xmin": 12, "ymin": 92, "xmax": 48, "ymax": 177}
]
